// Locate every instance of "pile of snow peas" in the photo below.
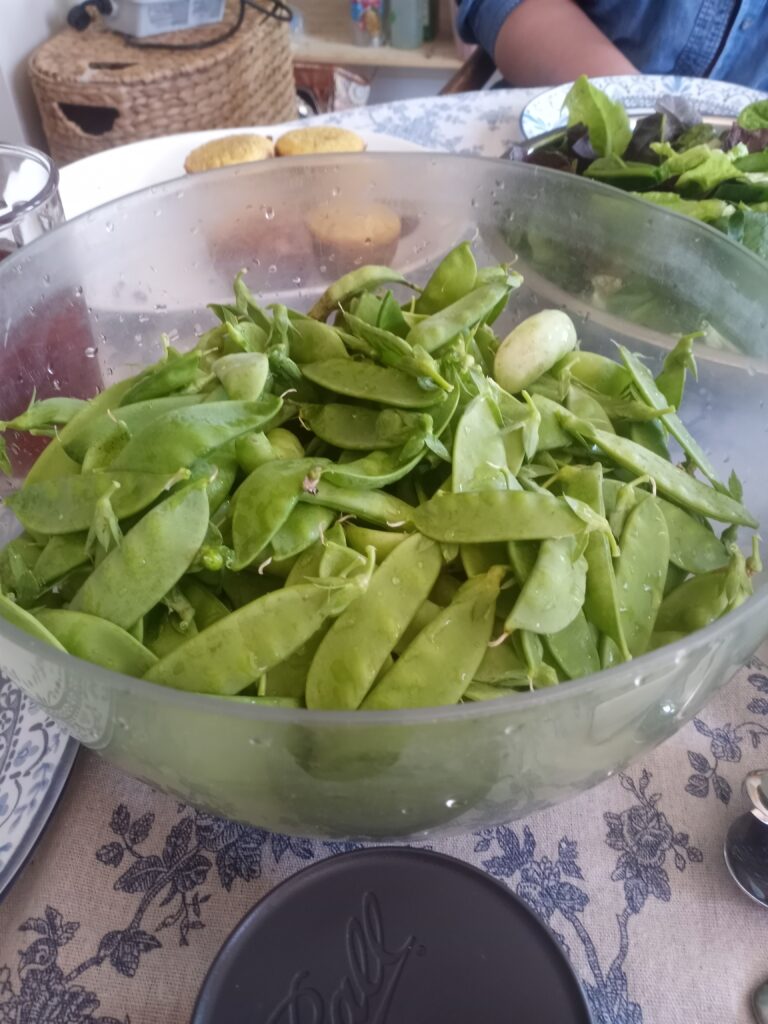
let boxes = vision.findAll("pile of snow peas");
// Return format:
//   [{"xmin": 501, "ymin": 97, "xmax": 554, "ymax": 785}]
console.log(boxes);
[{"xmin": 0, "ymin": 243, "xmax": 761, "ymax": 709}]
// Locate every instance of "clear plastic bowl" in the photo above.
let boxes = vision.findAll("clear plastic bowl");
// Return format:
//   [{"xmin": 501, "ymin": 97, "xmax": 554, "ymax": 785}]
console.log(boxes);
[{"xmin": 1, "ymin": 154, "xmax": 766, "ymax": 839}]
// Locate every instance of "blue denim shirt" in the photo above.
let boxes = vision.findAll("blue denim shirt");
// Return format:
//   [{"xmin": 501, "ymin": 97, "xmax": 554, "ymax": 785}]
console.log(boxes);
[{"xmin": 458, "ymin": 0, "xmax": 768, "ymax": 92}]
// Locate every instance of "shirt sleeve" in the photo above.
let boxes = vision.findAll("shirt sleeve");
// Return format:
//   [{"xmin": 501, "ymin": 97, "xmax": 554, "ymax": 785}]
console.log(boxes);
[{"xmin": 456, "ymin": 0, "xmax": 526, "ymax": 53}]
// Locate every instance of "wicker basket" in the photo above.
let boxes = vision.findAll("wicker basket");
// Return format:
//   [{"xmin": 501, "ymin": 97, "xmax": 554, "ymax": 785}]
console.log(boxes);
[{"xmin": 29, "ymin": 1, "xmax": 297, "ymax": 165}]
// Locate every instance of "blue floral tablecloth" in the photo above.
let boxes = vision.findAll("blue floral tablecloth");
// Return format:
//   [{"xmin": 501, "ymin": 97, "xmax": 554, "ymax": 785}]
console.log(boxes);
[{"xmin": 1, "ymin": 89, "xmax": 767, "ymax": 1024}]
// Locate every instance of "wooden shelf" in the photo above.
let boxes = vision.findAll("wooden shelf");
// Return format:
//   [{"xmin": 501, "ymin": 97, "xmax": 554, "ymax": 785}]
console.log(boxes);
[{"xmin": 293, "ymin": 2, "xmax": 462, "ymax": 71}]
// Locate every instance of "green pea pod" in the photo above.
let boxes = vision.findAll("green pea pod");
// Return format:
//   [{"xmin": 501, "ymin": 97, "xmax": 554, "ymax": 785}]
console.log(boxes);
[
  {"xmin": 110, "ymin": 398, "xmax": 282, "ymax": 474},
  {"xmin": 519, "ymin": 630, "xmax": 560, "ymax": 688},
  {"xmin": 289, "ymin": 317, "xmax": 349, "ymax": 363},
  {"xmin": 461, "ymin": 542, "xmax": 509, "ymax": 578},
  {"xmin": 625, "ymin": 420, "xmax": 670, "ymax": 460},
  {"xmin": 0, "ymin": 536, "xmax": 42, "ymax": 606},
  {"xmin": 474, "ymin": 632, "xmax": 527, "ymax": 683},
  {"xmin": 559, "ymin": 464, "xmax": 630, "ymax": 661},
  {"xmin": 559, "ymin": 410, "xmax": 757, "ymax": 526},
  {"xmin": 377, "ymin": 291, "xmax": 410, "ymax": 338},
  {"xmin": 301, "ymin": 359, "xmax": 444, "ymax": 410},
  {"xmin": 232, "ymin": 458, "xmax": 328, "ymax": 570},
  {"xmin": 309, "ymin": 266, "xmax": 415, "ymax": 321},
  {"xmin": 180, "ymin": 578, "xmax": 230, "ymax": 632},
  {"xmin": 34, "ymin": 609, "xmax": 157, "ymax": 676},
  {"xmin": 63, "ymin": 394, "xmax": 203, "ymax": 463},
  {"xmin": 300, "ymin": 480, "xmax": 414, "ymax": 528},
  {"xmin": 342, "ymin": 312, "xmax": 453, "ymax": 392},
  {"xmin": 505, "ymin": 536, "xmax": 587, "ymax": 635},
  {"xmin": 235, "ymin": 432, "xmax": 276, "ymax": 475},
  {"xmin": 306, "ymin": 533, "xmax": 443, "ymax": 709},
  {"xmin": 406, "ymin": 282, "xmax": 513, "ymax": 354},
  {"xmin": 0, "ymin": 591, "xmax": 66, "ymax": 650},
  {"xmin": 529, "ymin": 394, "xmax": 572, "ymax": 451},
  {"xmin": 463, "ymin": 681, "xmax": 518, "ymax": 702},
  {"xmin": 323, "ymin": 449, "xmax": 426, "ymax": 491},
  {"xmin": 453, "ymin": 395, "xmax": 520, "ymax": 493},
  {"xmin": 270, "ymin": 504, "xmax": 335, "ymax": 562},
  {"xmin": 544, "ymin": 611, "xmax": 601, "ymax": 680},
  {"xmin": 261, "ymin": 625, "xmax": 331, "ymax": 699},
  {"xmin": 71, "ymin": 481, "xmax": 210, "ymax": 630},
  {"xmin": 232, "ymin": 273, "xmax": 272, "ymax": 331},
  {"xmin": 221, "ymin": 569, "xmax": 278, "ymax": 609},
  {"xmin": 22, "ymin": 440, "xmax": 81, "ymax": 487},
  {"xmin": 414, "ymin": 242, "xmax": 478, "ymax": 316},
  {"xmin": 615, "ymin": 496, "xmax": 670, "ymax": 656},
  {"xmin": 118, "ymin": 348, "xmax": 203, "ymax": 406},
  {"xmin": 413, "ymin": 491, "xmax": 585, "ymax": 543},
  {"xmin": 655, "ymin": 545, "xmax": 752, "ymax": 633},
  {"xmin": 212, "ymin": 352, "xmax": 269, "ymax": 401},
  {"xmin": 345, "ymin": 524, "xmax": 408, "ymax": 561},
  {"xmin": 655, "ymin": 332, "xmax": 701, "ymax": 410},
  {"xmin": 147, "ymin": 571, "xmax": 371, "ymax": 695},
  {"xmin": 6, "ymin": 470, "xmax": 187, "ymax": 535},
  {"xmin": 569, "ymin": 351, "xmax": 631, "ymax": 396},
  {"xmin": 81, "ymin": 419, "xmax": 133, "ymax": 472},
  {"xmin": 33, "ymin": 533, "xmax": 89, "ymax": 587},
  {"xmin": 0, "ymin": 397, "xmax": 88, "ymax": 435},
  {"xmin": 363, "ymin": 565, "xmax": 503, "ymax": 709},
  {"xmin": 301, "ymin": 404, "xmax": 427, "ymax": 451},
  {"xmin": 619, "ymin": 346, "xmax": 722, "ymax": 489},
  {"xmin": 566, "ymin": 384, "xmax": 616, "ymax": 434}
]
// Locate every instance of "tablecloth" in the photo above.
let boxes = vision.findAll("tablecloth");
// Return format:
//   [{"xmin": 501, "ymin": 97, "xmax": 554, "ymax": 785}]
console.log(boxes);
[{"xmin": 1, "ymin": 88, "xmax": 767, "ymax": 1024}]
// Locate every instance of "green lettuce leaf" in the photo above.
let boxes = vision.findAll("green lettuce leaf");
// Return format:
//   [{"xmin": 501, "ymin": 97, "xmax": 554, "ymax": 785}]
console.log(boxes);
[
  {"xmin": 653, "ymin": 143, "xmax": 745, "ymax": 193},
  {"xmin": 738, "ymin": 99, "xmax": 768, "ymax": 131},
  {"xmin": 563, "ymin": 75, "xmax": 631, "ymax": 158},
  {"xmin": 634, "ymin": 192, "xmax": 735, "ymax": 223}
]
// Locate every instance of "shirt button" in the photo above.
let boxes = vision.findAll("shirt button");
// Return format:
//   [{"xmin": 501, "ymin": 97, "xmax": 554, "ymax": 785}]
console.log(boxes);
[{"xmin": 741, "ymin": 17, "xmax": 753, "ymax": 28}]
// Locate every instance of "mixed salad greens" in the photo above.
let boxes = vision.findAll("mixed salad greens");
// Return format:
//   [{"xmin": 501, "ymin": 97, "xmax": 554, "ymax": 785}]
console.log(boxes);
[{"xmin": 514, "ymin": 76, "xmax": 768, "ymax": 260}]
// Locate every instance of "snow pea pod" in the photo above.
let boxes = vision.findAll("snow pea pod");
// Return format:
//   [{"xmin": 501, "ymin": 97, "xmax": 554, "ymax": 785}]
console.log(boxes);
[
  {"xmin": 655, "ymin": 546, "xmax": 752, "ymax": 633},
  {"xmin": 452, "ymin": 395, "xmax": 520, "ymax": 493},
  {"xmin": 309, "ymin": 266, "xmax": 414, "ymax": 322},
  {"xmin": 110, "ymin": 398, "xmax": 282, "ymax": 474},
  {"xmin": 0, "ymin": 591, "xmax": 66, "ymax": 650},
  {"xmin": 615, "ymin": 496, "xmax": 669, "ymax": 656},
  {"xmin": 213, "ymin": 352, "xmax": 269, "ymax": 401},
  {"xmin": 232, "ymin": 458, "xmax": 328, "ymax": 570},
  {"xmin": 619, "ymin": 346, "xmax": 722, "ymax": 488},
  {"xmin": 0, "ymin": 397, "xmax": 88, "ymax": 435},
  {"xmin": 34, "ymin": 533, "xmax": 89, "ymax": 586},
  {"xmin": 118, "ymin": 348, "xmax": 202, "ymax": 406},
  {"xmin": 180, "ymin": 578, "xmax": 230, "ymax": 632},
  {"xmin": 306, "ymin": 533, "xmax": 443, "ymax": 710},
  {"xmin": 414, "ymin": 242, "xmax": 477, "ymax": 316},
  {"xmin": 406, "ymin": 282, "xmax": 513, "ymax": 354},
  {"xmin": 362, "ymin": 565, "xmax": 503, "ymax": 709},
  {"xmin": 262, "ymin": 626, "xmax": 330, "ymax": 699},
  {"xmin": 63, "ymin": 394, "xmax": 203, "ymax": 463},
  {"xmin": 322, "ymin": 449, "xmax": 425, "ymax": 491},
  {"xmin": 413, "ymin": 491, "xmax": 585, "ymax": 543},
  {"xmin": 147, "ymin": 573, "xmax": 371, "ymax": 695},
  {"xmin": 289, "ymin": 317, "xmax": 349, "ymax": 363},
  {"xmin": 625, "ymin": 420, "xmax": 670, "ymax": 460},
  {"xmin": 377, "ymin": 291, "xmax": 410, "ymax": 338},
  {"xmin": 342, "ymin": 313, "xmax": 452, "ymax": 392},
  {"xmin": 300, "ymin": 481, "xmax": 414, "ymax": 528},
  {"xmin": 545, "ymin": 611, "xmax": 601, "ymax": 680},
  {"xmin": 474, "ymin": 634, "xmax": 527, "ymax": 683},
  {"xmin": 34, "ymin": 609, "xmax": 157, "ymax": 676},
  {"xmin": 566, "ymin": 384, "xmax": 615, "ymax": 434},
  {"xmin": 560, "ymin": 411, "xmax": 756, "ymax": 526},
  {"xmin": 270, "ymin": 504, "xmax": 335, "ymax": 562},
  {"xmin": 569, "ymin": 351, "xmax": 631, "ymax": 396},
  {"xmin": 345, "ymin": 524, "xmax": 408, "ymax": 561},
  {"xmin": 71, "ymin": 481, "xmax": 210, "ymax": 630},
  {"xmin": 301, "ymin": 404, "xmax": 427, "ymax": 451},
  {"xmin": 301, "ymin": 359, "xmax": 444, "ymax": 410},
  {"xmin": 6, "ymin": 470, "xmax": 185, "ymax": 535},
  {"xmin": 504, "ymin": 536, "xmax": 587, "ymax": 635},
  {"xmin": 655, "ymin": 333, "xmax": 700, "ymax": 409}
]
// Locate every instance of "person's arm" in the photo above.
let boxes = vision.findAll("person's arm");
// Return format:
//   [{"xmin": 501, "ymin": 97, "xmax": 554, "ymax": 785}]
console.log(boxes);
[{"xmin": 490, "ymin": 0, "xmax": 637, "ymax": 85}]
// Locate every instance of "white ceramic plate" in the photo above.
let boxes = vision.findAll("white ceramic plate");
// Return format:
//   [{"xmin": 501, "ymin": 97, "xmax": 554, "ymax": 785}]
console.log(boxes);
[
  {"xmin": 59, "ymin": 127, "xmax": 428, "ymax": 219},
  {"xmin": 0, "ymin": 676, "xmax": 78, "ymax": 897},
  {"xmin": 520, "ymin": 75, "xmax": 767, "ymax": 139}
]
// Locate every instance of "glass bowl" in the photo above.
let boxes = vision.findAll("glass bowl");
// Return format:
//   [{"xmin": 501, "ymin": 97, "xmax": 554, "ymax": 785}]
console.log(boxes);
[{"xmin": 1, "ymin": 154, "xmax": 766, "ymax": 840}]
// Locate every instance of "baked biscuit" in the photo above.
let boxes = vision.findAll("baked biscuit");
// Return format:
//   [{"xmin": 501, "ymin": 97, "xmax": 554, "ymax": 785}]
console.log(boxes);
[
  {"xmin": 184, "ymin": 134, "xmax": 274, "ymax": 173},
  {"xmin": 306, "ymin": 201, "xmax": 402, "ymax": 271},
  {"xmin": 275, "ymin": 126, "xmax": 366, "ymax": 157}
]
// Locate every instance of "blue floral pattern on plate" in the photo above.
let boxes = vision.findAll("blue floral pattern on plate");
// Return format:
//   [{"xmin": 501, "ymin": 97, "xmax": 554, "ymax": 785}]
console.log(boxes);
[
  {"xmin": 520, "ymin": 75, "xmax": 767, "ymax": 139},
  {"xmin": 0, "ymin": 675, "xmax": 77, "ymax": 897}
]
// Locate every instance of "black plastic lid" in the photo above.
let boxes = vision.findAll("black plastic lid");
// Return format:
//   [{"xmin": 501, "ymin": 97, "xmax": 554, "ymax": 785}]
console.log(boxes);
[{"xmin": 192, "ymin": 847, "xmax": 593, "ymax": 1023}]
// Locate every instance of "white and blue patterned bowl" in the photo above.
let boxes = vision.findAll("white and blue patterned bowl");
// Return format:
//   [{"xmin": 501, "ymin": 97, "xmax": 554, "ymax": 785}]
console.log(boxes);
[{"xmin": 520, "ymin": 75, "xmax": 767, "ymax": 139}]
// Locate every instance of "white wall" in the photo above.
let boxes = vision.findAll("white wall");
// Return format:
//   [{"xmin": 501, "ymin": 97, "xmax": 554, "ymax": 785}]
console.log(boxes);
[{"xmin": 0, "ymin": 0, "xmax": 70, "ymax": 147}]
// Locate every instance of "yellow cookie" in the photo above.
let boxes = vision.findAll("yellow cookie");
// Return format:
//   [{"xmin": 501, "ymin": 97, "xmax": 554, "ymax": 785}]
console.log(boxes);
[
  {"xmin": 306, "ymin": 201, "xmax": 402, "ymax": 272},
  {"xmin": 275, "ymin": 126, "xmax": 367, "ymax": 157},
  {"xmin": 184, "ymin": 134, "xmax": 274, "ymax": 174}
]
